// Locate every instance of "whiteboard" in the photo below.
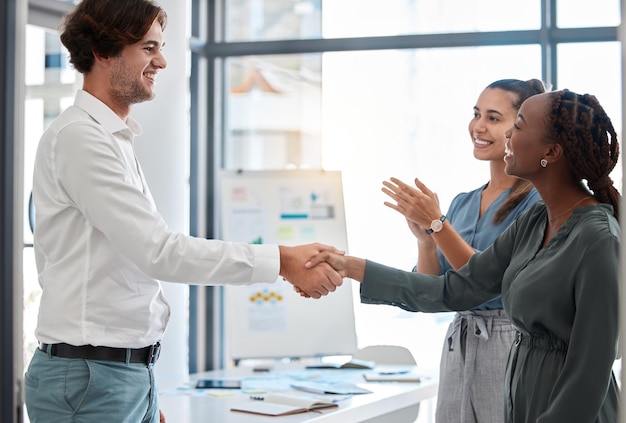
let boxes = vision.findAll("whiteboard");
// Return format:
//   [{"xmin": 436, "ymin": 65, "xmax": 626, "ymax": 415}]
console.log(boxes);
[{"xmin": 219, "ymin": 169, "xmax": 357, "ymax": 361}]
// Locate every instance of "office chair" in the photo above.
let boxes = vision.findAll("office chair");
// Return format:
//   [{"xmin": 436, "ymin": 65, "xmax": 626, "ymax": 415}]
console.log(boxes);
[{"xmin": 352, "ymin": 345, "xmax": 421, "ymax": 422}]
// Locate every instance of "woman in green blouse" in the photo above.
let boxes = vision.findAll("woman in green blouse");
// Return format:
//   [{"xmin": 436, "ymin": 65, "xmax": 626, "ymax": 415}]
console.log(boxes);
[{"xmin": 306, "ymin": 89, "xmax": 620, "ymax": 422}]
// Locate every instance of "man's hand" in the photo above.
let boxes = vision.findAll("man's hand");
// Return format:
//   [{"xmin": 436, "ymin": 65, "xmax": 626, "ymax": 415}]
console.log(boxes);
[{"xmin": 279, "ymin": 243, "xmax": 344, "ymax": 299}]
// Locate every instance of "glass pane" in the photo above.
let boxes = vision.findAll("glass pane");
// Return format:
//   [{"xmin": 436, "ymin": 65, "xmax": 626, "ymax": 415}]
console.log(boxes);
[
  {"xmin": 226, "ymin": 0, "xmax": 322, "ymax": 41},
  {"xmin": 557, "ymin": 0, "xmax": 620, "ymax": 28},
  {"xmin": 225, "ymin": 0, "xmax": 540, "ymax": 41},
  {"xmin": 557, "ymin": 41, "xmax": 622, "ymax": 192},
  {"xmin": 225, "ymin": 55, "xmax": 322, "ymax": 170},
  {"xmin": 324, "ymin": 0, "xmax": 540, "ymax": 38}
]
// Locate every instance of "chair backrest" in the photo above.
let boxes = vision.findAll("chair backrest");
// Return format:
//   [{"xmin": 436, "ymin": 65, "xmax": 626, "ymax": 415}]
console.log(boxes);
[
  {"xmin": 353, "ymin": 345, "xmax": 421, "ymax": 421},
  {"xmin": 351, "ymin": 344, "xmax": 416, "ymax": 365}
]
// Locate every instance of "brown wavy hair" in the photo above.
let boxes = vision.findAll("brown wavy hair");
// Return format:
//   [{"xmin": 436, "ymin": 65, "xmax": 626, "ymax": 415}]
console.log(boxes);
[
  {"xmin": 59, "ymin": 0, "xmax": 167, "ymax": 74},
  {"xmin": 547, "ymin": 90, "xmax": 620, "ymax": 220},
  {"xmin": 485, "ymin": 79, "xmax": 548, "ymax": 224}
]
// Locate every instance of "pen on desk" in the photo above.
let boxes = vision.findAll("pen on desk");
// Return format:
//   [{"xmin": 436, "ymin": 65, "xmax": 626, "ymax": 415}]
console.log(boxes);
[{"xmin": 378, "ymin": 370, "xmax": 411, "ymax": 375}]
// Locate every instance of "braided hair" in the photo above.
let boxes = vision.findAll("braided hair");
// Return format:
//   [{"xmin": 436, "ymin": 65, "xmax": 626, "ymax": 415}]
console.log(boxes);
[
  {"xmin": 486, "ymin": 79, "xmax": 548, "ymax": 224},
  {"xmin": 547, "ymin": 89, "xmax": 620, "ymax": 220}
]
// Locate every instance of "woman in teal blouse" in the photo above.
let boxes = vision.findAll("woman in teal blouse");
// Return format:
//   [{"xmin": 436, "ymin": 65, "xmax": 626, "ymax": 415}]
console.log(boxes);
[
  {"xmin": 382, "ymin": 79, "xmax": 544, "ymax": 423},
  {"xmin": 307, "ymin": 89, "xmax": 620, "ymax": 422}
]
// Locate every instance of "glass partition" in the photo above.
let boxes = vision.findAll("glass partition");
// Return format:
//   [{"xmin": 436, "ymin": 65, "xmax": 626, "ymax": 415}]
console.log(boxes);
[{"xmin": 225, "ymin": 0, "xmax": 541, "ymax": 41}]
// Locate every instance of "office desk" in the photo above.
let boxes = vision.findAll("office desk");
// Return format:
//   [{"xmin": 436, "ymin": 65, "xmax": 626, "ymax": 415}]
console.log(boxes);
[{"xmin": 158, "ymin": 363, "xmax": 438, "ymax": 422}]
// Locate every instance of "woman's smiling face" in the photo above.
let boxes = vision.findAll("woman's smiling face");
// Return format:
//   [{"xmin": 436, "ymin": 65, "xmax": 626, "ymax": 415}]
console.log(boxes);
[
  {"xmin": 469, "ymin": 87, "xmax": 520, "ymax": 163},
  {"xmin": 504, "ymin": 92, "xmax": 552, "ymax": 180}
]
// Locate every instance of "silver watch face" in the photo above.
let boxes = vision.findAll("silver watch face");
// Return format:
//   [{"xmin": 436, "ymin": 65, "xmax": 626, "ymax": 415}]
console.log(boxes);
[{"xmin": 430, "ymin": 219, "xmax": 443, "ymax": 233}]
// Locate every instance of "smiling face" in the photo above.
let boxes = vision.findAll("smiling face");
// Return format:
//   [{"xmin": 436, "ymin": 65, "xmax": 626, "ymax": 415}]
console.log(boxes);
[
  {"xmin": 503, "ymin": 92, "xmax": 552, "ymax": 180},
  {"xmin": 468, "ymin": 87, "xmax": 520, "ymax": 163},
  {"xmin": 109, "ymin": 19, "xmax": 167, "ymax": 106}
]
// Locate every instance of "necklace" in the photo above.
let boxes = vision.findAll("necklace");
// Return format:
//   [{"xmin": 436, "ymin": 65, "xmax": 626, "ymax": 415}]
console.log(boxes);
[{"xmin": 549, "ymin": 196, "xmax": 593, "ymax": 222}]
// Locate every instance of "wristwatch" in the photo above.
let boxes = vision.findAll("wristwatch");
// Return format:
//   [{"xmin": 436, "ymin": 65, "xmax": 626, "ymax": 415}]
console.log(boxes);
[{"xmin": 425, "ymin": 215, "xmax": 447, "ymax": 234}]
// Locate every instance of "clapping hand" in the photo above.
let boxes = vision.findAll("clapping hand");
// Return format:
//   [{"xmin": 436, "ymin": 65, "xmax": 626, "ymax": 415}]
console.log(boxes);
[{"xmin": 382, "ymin": 177, "xmax": 441, "ymax": 240}]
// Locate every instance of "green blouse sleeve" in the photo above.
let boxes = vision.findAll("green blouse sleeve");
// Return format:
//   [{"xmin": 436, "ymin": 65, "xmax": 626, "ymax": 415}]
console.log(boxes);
[{"xmin": 360, "ymin": 215, "xmax": 519, "ymax": 312}]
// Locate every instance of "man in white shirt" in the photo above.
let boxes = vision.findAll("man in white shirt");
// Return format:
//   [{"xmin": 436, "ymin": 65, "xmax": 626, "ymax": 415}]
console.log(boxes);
[{"xmin": 24, "ymin": 1, "xmax": 342, "ymax": 422}]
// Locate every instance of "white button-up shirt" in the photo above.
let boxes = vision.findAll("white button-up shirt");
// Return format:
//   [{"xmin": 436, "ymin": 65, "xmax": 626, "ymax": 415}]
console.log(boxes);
[{"xmin": 33, "ymin": 90, "xmax": 279, "ymax": 348}]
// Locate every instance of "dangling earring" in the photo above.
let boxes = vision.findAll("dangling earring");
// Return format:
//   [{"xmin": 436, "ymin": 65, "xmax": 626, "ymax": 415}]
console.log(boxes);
[{"xmin": 540, "ymin": 158, "xmax": 548, "ymax": 168}]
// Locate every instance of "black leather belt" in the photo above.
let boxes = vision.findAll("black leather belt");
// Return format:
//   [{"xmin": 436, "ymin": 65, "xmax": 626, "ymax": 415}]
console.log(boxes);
[{"xmin": 39, "ymin": 342, "xmax": 161, "ymax": 365}]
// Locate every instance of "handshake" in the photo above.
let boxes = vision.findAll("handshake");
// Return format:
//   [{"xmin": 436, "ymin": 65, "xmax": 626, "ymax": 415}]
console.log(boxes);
[{"xmin": 278, "ymin": 243, "xmax": 365, "ymax": 299}]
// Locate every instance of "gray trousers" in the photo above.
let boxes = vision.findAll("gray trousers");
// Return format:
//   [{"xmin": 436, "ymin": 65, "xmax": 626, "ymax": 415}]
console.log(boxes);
[{"xmin": 436, "ymin": 309, "xmax": 515, "ymax": 423}]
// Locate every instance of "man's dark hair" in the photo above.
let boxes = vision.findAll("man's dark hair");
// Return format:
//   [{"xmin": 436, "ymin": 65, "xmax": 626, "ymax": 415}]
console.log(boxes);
[{"xmin": 60, "ymin": 0, "xmax": 167, "ymax": 74}]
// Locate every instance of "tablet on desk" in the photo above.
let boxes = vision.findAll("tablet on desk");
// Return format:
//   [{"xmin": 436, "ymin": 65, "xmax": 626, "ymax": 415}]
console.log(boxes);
[{"xmin": 195, "ymin": 379, "xmax": 241, "ymax": 389}]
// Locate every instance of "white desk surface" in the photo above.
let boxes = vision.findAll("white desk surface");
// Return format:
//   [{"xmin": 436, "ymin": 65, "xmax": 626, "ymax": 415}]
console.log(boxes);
[{"xmin": 158, "ymin": 363, "xmax": 438, "ymax": 422}]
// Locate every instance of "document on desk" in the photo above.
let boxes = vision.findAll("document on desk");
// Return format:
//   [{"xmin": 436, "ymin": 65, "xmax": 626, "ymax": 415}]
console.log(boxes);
[
  {"xmin": 363, "ymin": 368, "xmax": 422, "ymax": 383},
  {"xmin": 231, "ymin": 392, "xmax": 339, "ymax": 416},
  {"xmin": 291, "ymin": 380, "xmax": 372, "ymax": 395},
  {"xmin": 305, "ymin": 358, "xmax": 375, "ymax": 370}
]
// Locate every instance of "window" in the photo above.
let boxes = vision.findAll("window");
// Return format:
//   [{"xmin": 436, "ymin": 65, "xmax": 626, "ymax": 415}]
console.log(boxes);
[
  {"xmin": 225, "ymin": 0, "xmax": 541, "ymax": 41},
  {"xmin": 190, "ymin": 0, "xmax": 622, "ymax": 392},
  {"xmin": 556, "ymin": 0, "xmax": 620, "ymax": 28},
  {"xmin": 225, "ymin": 54, "xmax": 323, "ymax": 170}
]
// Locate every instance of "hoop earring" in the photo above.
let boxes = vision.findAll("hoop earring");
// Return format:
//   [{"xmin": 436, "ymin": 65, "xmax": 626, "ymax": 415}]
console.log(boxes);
[{"xmin": 540, "ymin": 158, "xmax": 548, "ymax": 168}]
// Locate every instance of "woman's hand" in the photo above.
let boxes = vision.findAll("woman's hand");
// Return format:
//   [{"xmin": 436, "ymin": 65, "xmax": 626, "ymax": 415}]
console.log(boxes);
[
  {"xmin": 382, "ymin": 177, "xmax": 442, "ymax": 234},
  {"xmin": 305, "ymin": 252, "xmax": 366, "ymax": 283}
]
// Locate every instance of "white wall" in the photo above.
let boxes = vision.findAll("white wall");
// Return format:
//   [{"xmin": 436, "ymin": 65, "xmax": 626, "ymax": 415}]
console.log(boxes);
[{"xmin": 133, "ymin": 0, "xmax": 191, "ymax": 385}]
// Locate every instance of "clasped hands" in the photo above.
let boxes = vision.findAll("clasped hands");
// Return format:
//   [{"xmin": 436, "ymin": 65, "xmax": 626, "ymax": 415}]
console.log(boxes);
[
  {"xmin": 278, "ymin": 243, "xmax": 345, "ymax": 299},
  {"xmin": 280, "ymin": 243, "xmax": 364, "ymax": 298}
]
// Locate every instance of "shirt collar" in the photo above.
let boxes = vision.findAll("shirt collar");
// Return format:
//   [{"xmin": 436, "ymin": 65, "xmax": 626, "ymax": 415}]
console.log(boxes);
[{"xmin": 74, "ymin": 89, "xmax": 143, "ymax": 137}]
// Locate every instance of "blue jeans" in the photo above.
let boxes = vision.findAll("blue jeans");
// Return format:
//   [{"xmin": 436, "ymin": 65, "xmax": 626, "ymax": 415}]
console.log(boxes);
[{"xmin": 25, "ymin": 348, "xmax": 159, "ymax": 423}]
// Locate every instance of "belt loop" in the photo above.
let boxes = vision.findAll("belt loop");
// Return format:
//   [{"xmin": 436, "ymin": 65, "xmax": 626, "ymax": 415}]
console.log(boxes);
[
  {"xmin": 125, "ymin": 348, "xmax": 131, "ymax": 365},
  {"xmin": 45, "ymin": 343, "xmax": 53, "ymax": 358}
]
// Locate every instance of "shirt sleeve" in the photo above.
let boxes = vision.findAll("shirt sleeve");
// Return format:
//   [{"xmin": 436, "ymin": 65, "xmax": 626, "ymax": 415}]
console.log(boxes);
[{"xmin": 55, "ymin": 120, "xmax": 279, "ymax": 284}]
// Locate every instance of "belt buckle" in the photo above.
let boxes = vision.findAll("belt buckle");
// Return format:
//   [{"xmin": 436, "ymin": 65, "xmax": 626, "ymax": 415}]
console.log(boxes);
[{"xmin": 148, "ymin": 342, "xmax": 161, "ymax": 364}]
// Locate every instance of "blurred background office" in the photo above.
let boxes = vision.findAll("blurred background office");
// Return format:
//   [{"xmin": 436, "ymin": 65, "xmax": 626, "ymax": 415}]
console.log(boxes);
[{"xmin": 1, "ymin": 1, "xmax": 623, "ymax": 422}]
